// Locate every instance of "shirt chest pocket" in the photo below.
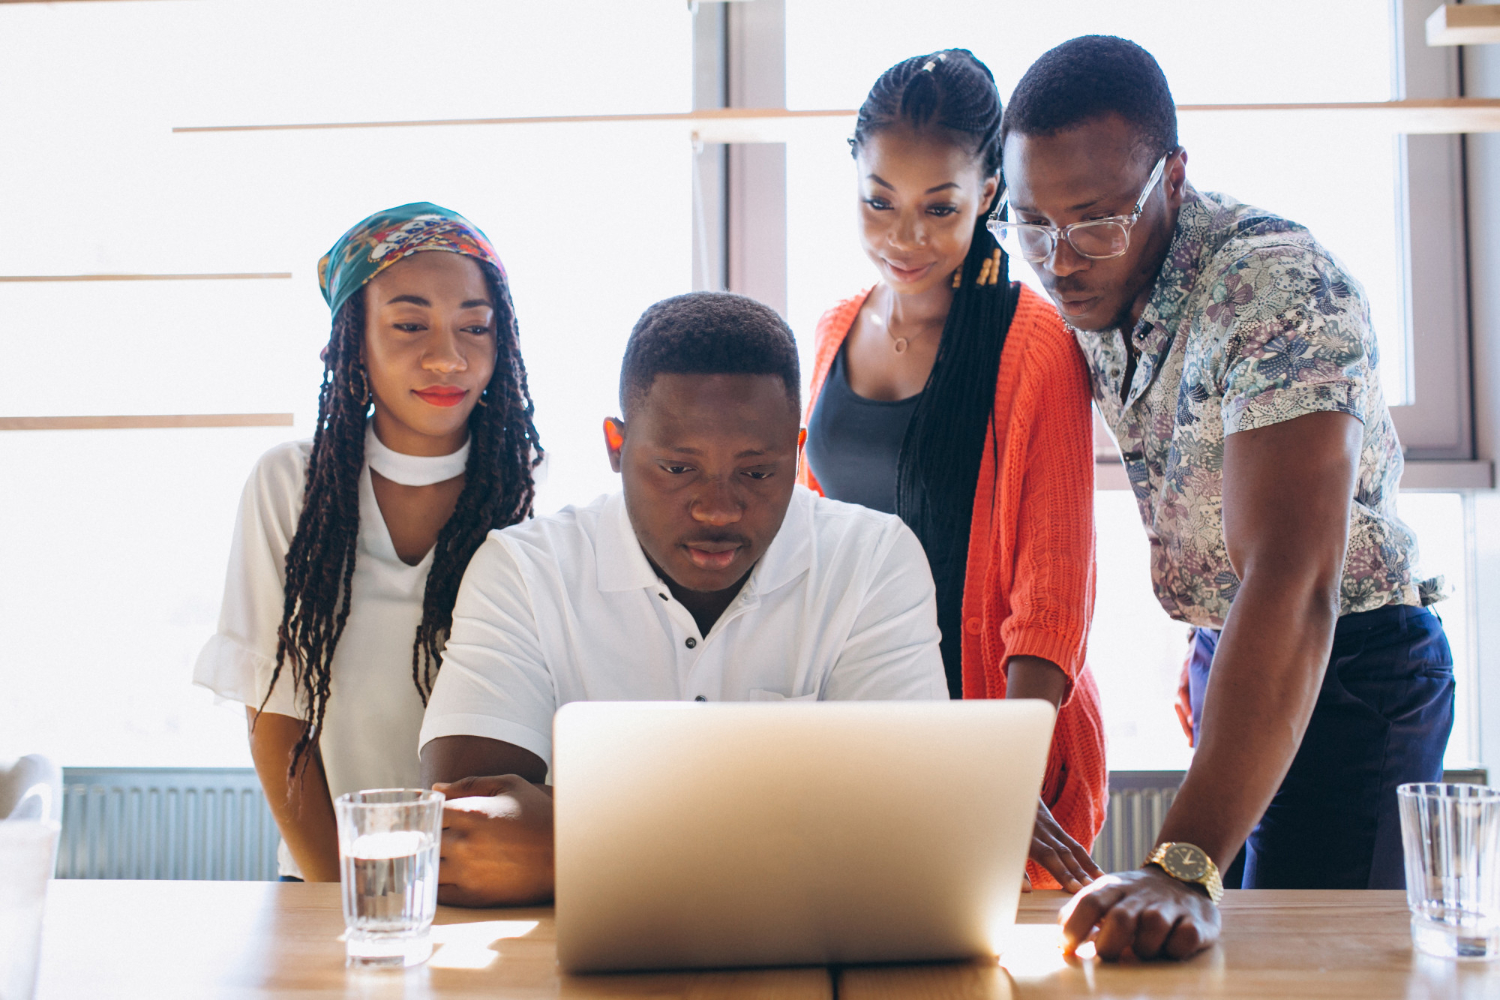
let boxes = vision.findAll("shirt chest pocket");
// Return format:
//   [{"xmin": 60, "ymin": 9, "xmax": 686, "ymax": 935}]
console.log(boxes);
[{"xmin": 746, "ymin": 689, "xmax": 820, "ymax": 702}]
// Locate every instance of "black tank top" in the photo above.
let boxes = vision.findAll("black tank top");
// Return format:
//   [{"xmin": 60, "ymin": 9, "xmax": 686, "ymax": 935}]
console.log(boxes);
[{"xmin": 805, "ymin": 345, "xmax": 965, "ymax": 698}]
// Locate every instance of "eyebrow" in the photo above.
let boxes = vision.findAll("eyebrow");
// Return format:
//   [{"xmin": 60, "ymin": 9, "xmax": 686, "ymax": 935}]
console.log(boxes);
[
  {"xmin": 384, "ymin": 294, "xmax": 492, "ymax": 309},
  {"xmin": 1010, "ymin": 194, "xmax": 1114, "ymax": 216},
  {"xmin": 659, "ymin": 446, "xmax": 771, "ymax": 459},
  {"xmin": 867, "ymin": 174, "xmax": 961, "ymax": 195}
]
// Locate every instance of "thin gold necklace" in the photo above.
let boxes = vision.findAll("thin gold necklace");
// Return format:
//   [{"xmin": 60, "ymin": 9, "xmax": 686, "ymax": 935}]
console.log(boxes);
[{"xmin": 881, "ymin": 290, "xmax": 937, "ymax": 355}]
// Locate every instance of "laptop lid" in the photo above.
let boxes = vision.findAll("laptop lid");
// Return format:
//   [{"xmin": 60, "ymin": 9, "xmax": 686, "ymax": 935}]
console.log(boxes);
[{"xmin": 553, "ymin": 699, "xmax": 1055, "ymax": 973}]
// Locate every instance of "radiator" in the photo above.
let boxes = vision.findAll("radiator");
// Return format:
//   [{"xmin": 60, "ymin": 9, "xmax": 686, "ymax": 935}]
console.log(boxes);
[
  {"xmin": 1090, "ymin": 767, "xmax": 1490, "ymax": 874},
  {"xmin": 54, "ymin": 765, "xmax": 1490, "ymax": 881},
  {"xmin": 56, "ymin": 767, "xmax": 280, "ymax": 881}
]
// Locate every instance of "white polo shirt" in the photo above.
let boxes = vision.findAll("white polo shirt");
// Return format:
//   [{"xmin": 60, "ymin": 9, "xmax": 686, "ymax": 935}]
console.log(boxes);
[{"xmin": 418, "ymin": 486, "xmax": 947, "ymax": 767}]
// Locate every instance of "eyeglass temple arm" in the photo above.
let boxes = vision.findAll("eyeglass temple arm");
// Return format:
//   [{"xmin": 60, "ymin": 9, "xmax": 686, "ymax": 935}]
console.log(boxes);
[{"xmin": 1132, "ymin": 149, "xmax": 1177, "ymax": 215}]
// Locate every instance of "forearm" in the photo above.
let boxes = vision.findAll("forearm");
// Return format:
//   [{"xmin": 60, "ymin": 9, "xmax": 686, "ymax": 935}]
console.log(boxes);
[
  {"xmin": 1154, "ymin": 573, "xmax": 1338, "ymax": 867},
  {"xmin": 1005, "ymin": 655, "xmax": 1068, "ymax": 709},
  {"xmin": 246, "ymin": 707, "xmax": 341, "ymax": 882}
]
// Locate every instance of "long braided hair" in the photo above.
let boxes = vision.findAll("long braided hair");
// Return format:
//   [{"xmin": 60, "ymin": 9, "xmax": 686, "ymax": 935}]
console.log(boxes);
[
  {"xmin": 263, "ymin": 259, "xmax": 542, "ymax": 775},
  {"xmin": 852, "ymin": 50, "xmax": 1016, "ymax": 697}
]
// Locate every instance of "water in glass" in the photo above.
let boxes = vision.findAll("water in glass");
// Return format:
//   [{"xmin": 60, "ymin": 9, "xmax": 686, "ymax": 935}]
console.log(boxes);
[{"xmin": 335, "ymin": 789, "xmax": 444, "ymax": 968}]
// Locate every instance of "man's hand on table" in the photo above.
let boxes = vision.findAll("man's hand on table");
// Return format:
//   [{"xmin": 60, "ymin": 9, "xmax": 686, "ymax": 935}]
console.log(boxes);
[
  {"xmin": 1025, "ymin": 797, "xmax": 1104, "ymax": 893},
  {"xmin": 1058, "ymin": 867, "xmax": 1219, "ymax": 961},
  {"xmin": 432, "ymin": 774, "xmax": 554, "ymax": 907}
]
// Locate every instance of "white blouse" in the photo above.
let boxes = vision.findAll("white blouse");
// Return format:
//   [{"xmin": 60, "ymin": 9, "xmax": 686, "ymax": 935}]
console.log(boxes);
[{"xmin": 193, "ymin": 426, "xmax": 466, "ymax": 876}]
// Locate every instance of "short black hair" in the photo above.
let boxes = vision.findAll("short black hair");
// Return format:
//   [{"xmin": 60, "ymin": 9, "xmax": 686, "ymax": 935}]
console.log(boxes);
[
  {"xmin": 1001, "ymin": 35, "xmax": 1177, "ymax": 159},
  {"xmin": 619, "ymin": 292, "xmax": 800, "ymax": 416}
]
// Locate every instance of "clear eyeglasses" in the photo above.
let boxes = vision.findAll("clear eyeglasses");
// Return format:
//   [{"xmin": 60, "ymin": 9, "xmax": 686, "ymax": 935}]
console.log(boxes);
[{"xmin": 987, "ymin": 149, "xmax": 1173, "ymax": 262}]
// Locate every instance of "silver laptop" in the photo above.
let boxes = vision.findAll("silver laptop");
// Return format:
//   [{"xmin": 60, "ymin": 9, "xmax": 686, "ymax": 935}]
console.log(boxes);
[{"xmin": 553, "ymin": 699, "xmax": 1055, "ymax": 973}]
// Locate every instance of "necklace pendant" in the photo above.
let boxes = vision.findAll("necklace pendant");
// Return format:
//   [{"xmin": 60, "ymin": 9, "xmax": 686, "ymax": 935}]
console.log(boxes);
[{"xmin": 892, "ymin": 337, "xmax": 908, "ymax": 354}]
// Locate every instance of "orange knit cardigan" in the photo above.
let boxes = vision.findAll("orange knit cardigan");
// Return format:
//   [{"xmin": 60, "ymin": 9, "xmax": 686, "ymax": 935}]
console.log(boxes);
[{"xmin": 799, "ymin": 284, "xmax": 1107, "ymax": 886}]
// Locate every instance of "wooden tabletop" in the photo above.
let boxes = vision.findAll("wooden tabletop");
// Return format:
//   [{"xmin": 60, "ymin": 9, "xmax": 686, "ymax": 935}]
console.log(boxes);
[{"xmin": 32, "ymin": 881, "xmax": 1500, "ymax": 999}]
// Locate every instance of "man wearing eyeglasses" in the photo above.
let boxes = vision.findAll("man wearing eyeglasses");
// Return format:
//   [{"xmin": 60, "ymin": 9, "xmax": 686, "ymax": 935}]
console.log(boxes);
[{"xmin": 997, "ymin": 36, "xmax": 1453, "ymax": 961}]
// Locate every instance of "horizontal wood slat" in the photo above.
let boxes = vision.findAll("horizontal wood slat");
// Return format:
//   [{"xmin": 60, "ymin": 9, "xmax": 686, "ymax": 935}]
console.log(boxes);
[
  {"xmin": 173, "ymin": 100, "xmax": 1500, "ymax": 139},
  {"xmin": 0, "ymin": 273, "xmax": 290, "ymax": 282},
  {"xmin": 0, "ymin": 414, "xmax": 294, "ymax": 431}
]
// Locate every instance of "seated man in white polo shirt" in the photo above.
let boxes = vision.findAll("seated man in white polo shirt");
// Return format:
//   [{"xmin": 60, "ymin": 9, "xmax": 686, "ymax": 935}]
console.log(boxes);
[{"xmin": 418, "ymin": 291, "xmax": 947, "ymax": 906}]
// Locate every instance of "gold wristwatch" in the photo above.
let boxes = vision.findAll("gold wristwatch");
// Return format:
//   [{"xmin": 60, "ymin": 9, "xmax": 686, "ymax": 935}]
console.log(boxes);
[{"xmin": 1144, "ymin": 842, "xmax": 1224, "ymax": 905}]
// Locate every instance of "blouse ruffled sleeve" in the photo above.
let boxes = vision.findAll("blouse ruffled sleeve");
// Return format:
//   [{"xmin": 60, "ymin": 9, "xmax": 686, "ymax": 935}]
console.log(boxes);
[{"xmin": 192, "ymin": 441, "xmax": 310, "ymax": 719}]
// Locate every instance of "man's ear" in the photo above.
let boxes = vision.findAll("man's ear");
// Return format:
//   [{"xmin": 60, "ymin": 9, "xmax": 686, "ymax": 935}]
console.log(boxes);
[
  {"xmin": 604, "ymin": 417, "xmax": 626, "ymax": 473},
  {"xmin": 1165, "ymin": 148, "xmax": 1189, "ymax": 211}
]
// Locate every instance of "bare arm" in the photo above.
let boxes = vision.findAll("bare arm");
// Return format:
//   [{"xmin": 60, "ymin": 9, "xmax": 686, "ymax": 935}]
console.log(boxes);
[
  {"xmin": 421, "ymin": 735, "xmax": 553, "ymax": 907},
  {"xmin": 1157, "ymin": 409, "xmax": 1360, "ymax": 860},
  {"xmin": 1062, "ymin": 410, "xmax": 1361, "ymax": 959},
  {"xmin": 419, "ymin": 734, "xmax": 547, "ymax": 788},
  {"xmin": 245, "ymin": 707, "xmax": 340, "ymax": 882}
]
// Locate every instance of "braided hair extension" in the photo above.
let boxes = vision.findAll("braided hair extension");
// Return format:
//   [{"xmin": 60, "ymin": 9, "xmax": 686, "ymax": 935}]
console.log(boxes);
[
  {"xmin": 261, "ymin": 260, "xmax": 542, "ymax": 777},
  {"xmin": 852, "ymin": 50, "xmax": 1018, "ymax": 696}
]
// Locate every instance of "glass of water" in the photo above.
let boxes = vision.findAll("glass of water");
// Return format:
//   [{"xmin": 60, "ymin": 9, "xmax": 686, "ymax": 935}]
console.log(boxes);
[
  {"xmin": 1398, "ymin": 782, "xmax": 1500, "ymax": 961},
  {"xmin": 334, "ymin": 788, "xmax": 444, "ymax": 968}
]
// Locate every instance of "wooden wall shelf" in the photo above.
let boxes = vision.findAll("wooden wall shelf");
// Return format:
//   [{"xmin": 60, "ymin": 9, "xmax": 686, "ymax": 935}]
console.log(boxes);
[
  {"xmin": 174, "ymin": 101, "xmax": 1500, "ymax": 141},
  {"xmin": 1427, "ymin": 4, "xmax": 1500, "ymax": 46},
  {"xmin": 0, "ymin": 414, "xmax": 294, "ymax": 431}
]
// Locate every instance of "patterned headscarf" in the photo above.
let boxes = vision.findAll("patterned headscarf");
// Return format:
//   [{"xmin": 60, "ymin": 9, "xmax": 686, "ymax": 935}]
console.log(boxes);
[{"xmin": 317, "ymin": 202, "xmax": 505, "ymax": 316}]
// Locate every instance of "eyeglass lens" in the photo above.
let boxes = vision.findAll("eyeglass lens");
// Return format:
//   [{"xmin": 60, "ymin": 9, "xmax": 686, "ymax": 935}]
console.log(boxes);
[{"xmin": 996, "ymin": 220, "xmax": 1131, "ymax": 262}]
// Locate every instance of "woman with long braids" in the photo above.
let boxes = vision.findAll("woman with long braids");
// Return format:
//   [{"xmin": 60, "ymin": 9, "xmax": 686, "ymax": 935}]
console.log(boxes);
[
  {"xmin": 194, "ymin": 203, "xmax": 542, "ymax": 881},
  {"xmin": 800, "ymin": 51, "xmax": 1106, "ymax": 891}
]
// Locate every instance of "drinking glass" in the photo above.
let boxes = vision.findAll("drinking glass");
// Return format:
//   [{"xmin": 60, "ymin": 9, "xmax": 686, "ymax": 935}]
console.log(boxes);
[
  {"xmin": 335, "ymin": 789, "xmax": 444, "ymax": 968},
  {"xmin": 0, "ymin": 818, "xmax": 61, "ymax": 1000},
  {"xmin": 1398, "ymin": 782, "xmax": 1500, "ymax": 961}
]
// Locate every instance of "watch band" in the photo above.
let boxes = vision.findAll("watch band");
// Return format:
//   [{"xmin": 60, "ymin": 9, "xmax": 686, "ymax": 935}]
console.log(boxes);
[{"xmin": 1145, "ymin": 842, "xmax": 1224, "ymax": 905}]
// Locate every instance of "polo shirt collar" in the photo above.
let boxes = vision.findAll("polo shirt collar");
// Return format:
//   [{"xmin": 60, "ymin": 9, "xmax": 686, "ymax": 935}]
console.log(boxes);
[{"xmin": 594, "ymin": 486, "xmax": 814, "ymax": 598}]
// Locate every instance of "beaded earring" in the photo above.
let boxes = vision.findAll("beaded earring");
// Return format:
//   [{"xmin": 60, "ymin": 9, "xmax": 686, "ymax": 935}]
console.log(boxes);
[
  {"xmin": 954, "ymin": 249, "xmax": 1004, "ymax": 289},
  {"xmin": 349, "ymin": 364, "xmax": 372, "ymax": 406}
]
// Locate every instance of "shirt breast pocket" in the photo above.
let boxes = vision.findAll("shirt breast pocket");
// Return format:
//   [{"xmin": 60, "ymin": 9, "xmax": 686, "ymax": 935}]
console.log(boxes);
[{"xmin": 746, "ymin": 689, "xmax": 820, "ymax": 702}]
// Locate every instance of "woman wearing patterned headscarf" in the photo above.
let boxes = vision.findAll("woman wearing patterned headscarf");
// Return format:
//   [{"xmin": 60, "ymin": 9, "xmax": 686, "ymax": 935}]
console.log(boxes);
[{"xmin": 194, "ymin": 203, "xmax": 543, "ymax": 881}]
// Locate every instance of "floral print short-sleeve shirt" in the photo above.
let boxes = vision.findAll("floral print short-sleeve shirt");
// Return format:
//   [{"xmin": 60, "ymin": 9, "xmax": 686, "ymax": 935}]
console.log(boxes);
[{"xmin": 1076, "ymin": 185, "xmax": 1439, "ymax": 628}]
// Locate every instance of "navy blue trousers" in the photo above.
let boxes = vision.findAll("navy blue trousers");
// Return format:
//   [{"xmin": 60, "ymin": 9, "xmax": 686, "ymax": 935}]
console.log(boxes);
[{"xmin": 1189, "ymin": 604, "xmax": 1454, "ymax": 890}]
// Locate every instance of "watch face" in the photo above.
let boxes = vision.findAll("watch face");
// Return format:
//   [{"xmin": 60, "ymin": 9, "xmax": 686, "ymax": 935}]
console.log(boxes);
[{"xmin": 1162, "ymin": 844, "xmax": 1209, "ymax": 880}]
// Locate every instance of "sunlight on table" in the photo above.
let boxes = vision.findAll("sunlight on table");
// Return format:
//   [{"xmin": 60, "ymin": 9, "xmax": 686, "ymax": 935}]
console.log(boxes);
[
  {"xmin": 992, "ymin": 923, "xmax": 1074, "ymax": 979},
  {"xmin": 426, "ymin": 920, "xmax": 539, "ymax": 970}
]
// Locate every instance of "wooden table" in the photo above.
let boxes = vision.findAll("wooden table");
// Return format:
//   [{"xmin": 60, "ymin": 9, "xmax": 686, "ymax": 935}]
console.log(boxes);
[{"xmin": 32, "ymin": 881, "xmax": 1500, "ymax": 999}]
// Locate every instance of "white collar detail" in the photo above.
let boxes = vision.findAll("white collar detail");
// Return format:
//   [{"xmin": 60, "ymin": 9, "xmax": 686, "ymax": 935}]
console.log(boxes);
[{"xmin": 364, "ymin": 421, "xmax": 469, "ymax": 486}]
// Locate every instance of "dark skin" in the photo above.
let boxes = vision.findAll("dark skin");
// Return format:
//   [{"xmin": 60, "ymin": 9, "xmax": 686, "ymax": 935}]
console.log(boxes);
[
  {"xmin": 1006, "ymin": 114, "xmax": 1363, "ymax": 959},
  {"xmin": 849, "ymin": 126, "xmax": 1100, "ymax": 893},
  {"xmin": 247, "ymin": 252, "xmax": 497, "ymax": 880},
  {"xmin": 421, "ymin": 372, "xmax": 803, "ymax": 906}
]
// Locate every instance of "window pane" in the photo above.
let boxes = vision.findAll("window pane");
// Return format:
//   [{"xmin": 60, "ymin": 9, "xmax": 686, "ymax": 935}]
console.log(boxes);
[
  {"xmin": 785, "ymin": 0, "xmax": 1407, "ymax": 403},
  {"xmin": 1089, "ymin": 493, "xmax": 1195, "ymax": 771},
  {"xmin": 1395, "ymin": 493, "xmax": 1475, "ymax": 768},
  {"xmin": 0, "ymin": 0, "xmax": 692, "ymax": 766}
]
